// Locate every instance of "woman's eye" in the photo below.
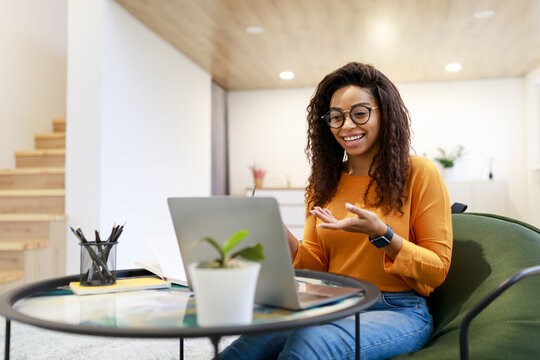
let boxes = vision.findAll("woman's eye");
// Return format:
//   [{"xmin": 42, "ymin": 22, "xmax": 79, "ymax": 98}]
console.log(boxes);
[{"xmin": 353, "ymin": 111, "xmax": 368, "ymax": 118}]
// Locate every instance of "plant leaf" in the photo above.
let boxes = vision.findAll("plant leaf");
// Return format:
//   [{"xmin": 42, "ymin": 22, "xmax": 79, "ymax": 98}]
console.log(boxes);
[
  {"xmin": 231, "ymin": 243, "xmax": 265, "ymax": 262},
  {"xmin": 222, "ymin": 230, "xmax": 250, "ymax": 256},
  {"xmin": 201, "ymin": 237, "xmax": 226, "ymax": 265}
]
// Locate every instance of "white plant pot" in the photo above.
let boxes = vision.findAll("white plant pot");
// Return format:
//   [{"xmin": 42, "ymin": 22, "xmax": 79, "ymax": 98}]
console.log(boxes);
[
  {"xmin": 188, "ymin": 261, "xmax": 261, "ymax": 327},
  {"xmin": 442, "ymin": 166, "xmax": 456, "ymax": 181}
]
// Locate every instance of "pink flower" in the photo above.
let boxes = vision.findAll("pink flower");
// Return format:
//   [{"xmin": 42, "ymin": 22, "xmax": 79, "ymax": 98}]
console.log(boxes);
[{"xmin": 249, "ymin": 164, "xmax": 266, "ymax": 179}]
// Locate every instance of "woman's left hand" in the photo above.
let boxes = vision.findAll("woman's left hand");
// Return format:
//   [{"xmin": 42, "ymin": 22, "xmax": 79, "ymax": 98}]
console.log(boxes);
[{"xmin": 310, "ymin": 203, "xmax": 387, "ymax": 238}]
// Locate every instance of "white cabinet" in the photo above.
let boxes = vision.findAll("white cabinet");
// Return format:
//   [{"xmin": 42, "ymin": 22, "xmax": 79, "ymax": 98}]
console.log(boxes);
[
  {"xmin": 445, "ymin": 180, "xmax": 508, "ymax": 216},
  {"xmin": 245, "ymin": 188, "xmax": 306, "ymax": 239}
]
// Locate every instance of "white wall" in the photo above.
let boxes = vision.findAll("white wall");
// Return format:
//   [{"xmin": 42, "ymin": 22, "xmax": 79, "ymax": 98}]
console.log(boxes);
[
  {"xmin": 228, "ymin": 78, "xmax": 530, "ymax": 223},
  {"xmin": 398, "ymin": 78, "xmax": 527, "ymax": 222},
  {"xmin": 0, "ymin": 0, "xmax": 67, "ymax": 168},
  {"xmin": 525, "ymin": 65, "xmax": 540, "ymax": 227},
  {"xmin": 65, "ymin": 0, "xmax": 103, "ymax": 274},
  {"xmin": 228, "ymin": 88, "xmax": 314, "ymax": 194},
  {"xmin": 66, "ymin": 0, "xmax": 212, "ymax": 274}
]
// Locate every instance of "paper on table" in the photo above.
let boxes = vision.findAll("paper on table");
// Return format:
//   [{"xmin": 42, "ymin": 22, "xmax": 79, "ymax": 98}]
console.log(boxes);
[{"xmin": 134, "ymin": 236, "xmax": 187, "ymax": 286}]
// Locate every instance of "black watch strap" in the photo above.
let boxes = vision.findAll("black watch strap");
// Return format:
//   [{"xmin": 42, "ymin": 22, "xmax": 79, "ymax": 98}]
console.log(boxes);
[{"xmin": 369, "ymin": 225, "xmax": 394, "ymax": 248}]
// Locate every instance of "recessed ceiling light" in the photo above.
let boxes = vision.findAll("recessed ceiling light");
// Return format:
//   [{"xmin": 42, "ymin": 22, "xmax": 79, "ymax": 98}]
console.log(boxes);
[
  {"xmin": 245, "ymin": 26, "xmax": 264, "ymax": 34},
  {"xmin": 445, "ymin": 63, "xmax": 462, "ymax": 72},
  {"xmin": 474, "ymin": 10, "xmax": 495, "ymax": 19},
  {"xmin": 279, "ymin": 71, "xmax": 295, "ymax": 80}
]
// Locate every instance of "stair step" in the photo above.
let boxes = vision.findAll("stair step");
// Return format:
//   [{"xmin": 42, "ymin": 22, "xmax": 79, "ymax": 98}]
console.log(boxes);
[
  {"xmin": 0, "ymin": 239, "xmax": 49, "ymax": 251},
  {"xmin": 15, "ymin": 149, "xmax": 65, "ymax": 168},
  {"xmin": 35, "ymin": 133, "xmax": 65, "ymax": 149},
  {"xmin": 0, "ymin": 215, "xmax": 66, "ymax": 290},
  {"xmin": 0, "ymin": 270, "xmax": 24, "ymax": 284},
  {"xmin": 0, "ymin": 214, "xmax": 67, "ymax": 221},
  {"xmin": 0, "ymin": 214, "xmax": 67, "ymax": 240},
  {"xmin": 0, "ymin": 190, "xmax": 65, "ymax": 214},
  {"xmin": 0, "ymin": 167, "xmax": 65, "ymax": 189},
  {"xmin": 0, "ymin": 250, "xmax": 24, "ymax": 272},
  {"xmin": 53, "ymin": 118, "xmax": 66, "ymax": 133}
]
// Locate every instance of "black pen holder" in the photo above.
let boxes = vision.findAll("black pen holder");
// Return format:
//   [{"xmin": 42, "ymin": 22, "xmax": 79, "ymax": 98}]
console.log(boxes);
[{"xmin": 79, "ymin": 242, "xmax": 118, "ymax": 286}]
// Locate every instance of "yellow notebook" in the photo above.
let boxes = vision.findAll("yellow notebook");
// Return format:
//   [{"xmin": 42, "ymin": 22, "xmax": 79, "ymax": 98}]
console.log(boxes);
[{"xmin": 69, "ymin": 277, "xmax": 171, "ymax": 295}]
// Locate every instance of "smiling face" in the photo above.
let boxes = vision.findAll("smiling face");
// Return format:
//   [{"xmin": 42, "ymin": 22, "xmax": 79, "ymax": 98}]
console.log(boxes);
[{"xmin": 329, "ymin": 86, "xmax": 381, "ymax": 171}]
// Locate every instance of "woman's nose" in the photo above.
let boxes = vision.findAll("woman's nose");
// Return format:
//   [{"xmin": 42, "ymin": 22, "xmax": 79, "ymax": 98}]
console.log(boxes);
[{"xmin": 341, "ymin": 110, "xmax": 356, "ymax": 129}]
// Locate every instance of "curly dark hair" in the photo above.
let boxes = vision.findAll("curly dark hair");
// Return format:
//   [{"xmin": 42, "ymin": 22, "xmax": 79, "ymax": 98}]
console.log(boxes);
[{"xmin": 305, "ymin": 62, "xmax": 411, "ymax": 215}]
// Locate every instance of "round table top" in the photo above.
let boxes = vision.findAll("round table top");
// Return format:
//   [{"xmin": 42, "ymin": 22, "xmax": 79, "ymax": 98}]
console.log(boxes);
[{"xmin": 0, "ymin": 269, "xmax": 380, "ymax": 339}]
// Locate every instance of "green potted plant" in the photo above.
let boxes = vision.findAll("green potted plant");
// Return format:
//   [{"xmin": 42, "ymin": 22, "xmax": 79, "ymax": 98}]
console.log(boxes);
[
  {"xmin": 434, "ymin": 145, "xmax": 464, "ymax": 180},
  {"xmin": 187, "ymin": 230, "xmax": 265, "ymax": 326},
  {"xmin": 434, "ymin": 145, "xmax": 464, "ymax": 169}
]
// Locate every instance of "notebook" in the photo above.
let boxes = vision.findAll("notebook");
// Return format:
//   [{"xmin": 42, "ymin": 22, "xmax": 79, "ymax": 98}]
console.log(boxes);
[
  {"xmin": 167, "ymin": 196, "xmax": 361, "ymax": 310},
  {"xmin": 70, "ymin": 277, "xmax": 171, "ymax": 296},
  {"xmin": 134, "ymin": 236, "xmax": 188, "ymax": 286}
]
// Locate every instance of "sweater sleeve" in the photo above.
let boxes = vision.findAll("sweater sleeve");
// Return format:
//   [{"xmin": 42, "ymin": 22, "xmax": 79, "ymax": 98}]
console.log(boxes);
[
  {"xmin": 293, "ymin": 213, "xmax": 329, "ymax": 271},
  {"xmin": 383, "ymin": 158, "xmax": 453, "ymax": 290}
]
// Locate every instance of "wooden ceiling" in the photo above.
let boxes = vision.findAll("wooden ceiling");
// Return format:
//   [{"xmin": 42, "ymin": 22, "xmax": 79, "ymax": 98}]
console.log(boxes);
[{"xmin": 115, "ymin": 0, "xmax": 540, "ymax": 91}]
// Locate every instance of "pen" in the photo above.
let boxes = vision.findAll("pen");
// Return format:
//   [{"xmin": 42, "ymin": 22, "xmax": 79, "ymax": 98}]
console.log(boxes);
[{"xmin": 251, "ymin": 183, "xmax": 256, "ymax": 197}]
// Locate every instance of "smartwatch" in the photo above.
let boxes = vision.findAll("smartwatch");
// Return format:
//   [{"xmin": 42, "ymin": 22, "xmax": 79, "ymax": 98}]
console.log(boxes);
[{"xmin": 369, "ymin": 225, "xmax": 394, "ymax": 248}]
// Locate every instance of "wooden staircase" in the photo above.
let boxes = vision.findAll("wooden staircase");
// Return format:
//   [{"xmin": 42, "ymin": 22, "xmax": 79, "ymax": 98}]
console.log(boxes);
[{"xmin": 0, "ymin": 119, "xmax": 67, "ymax": 293}]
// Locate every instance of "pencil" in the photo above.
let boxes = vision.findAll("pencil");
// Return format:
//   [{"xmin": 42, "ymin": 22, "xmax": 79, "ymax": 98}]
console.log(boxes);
[
  {"xmin": 107, "ymin": 223, "xmax": 117, "ymax": 242},
  {"xmin": 112, "ymin": 222, "xmax": 126, "ymax": 242},
  {"xmin": 70, "ymin": 226, "xmax": 82, "ymax": 242},
  {"xmin": 76, "ymin": 225, "xmax": 88, "ymax": 243}
]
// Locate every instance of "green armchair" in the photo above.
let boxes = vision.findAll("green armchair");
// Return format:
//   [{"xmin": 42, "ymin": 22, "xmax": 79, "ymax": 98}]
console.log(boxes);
[{"xmin": 396, "ymin": 213, "xmax": 540, "ymax": 359}]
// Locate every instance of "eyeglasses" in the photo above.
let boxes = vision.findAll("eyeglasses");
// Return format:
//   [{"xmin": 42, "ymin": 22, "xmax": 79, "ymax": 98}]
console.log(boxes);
[{"xmin": 321, "ymin": 105, "xmax": 378, "ymax": 128}]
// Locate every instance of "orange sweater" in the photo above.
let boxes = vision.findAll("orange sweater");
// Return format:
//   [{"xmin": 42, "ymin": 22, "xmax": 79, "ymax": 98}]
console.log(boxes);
[{"xmin": 293, "ymin": 155, "xmax": 453, "ymax": 297}]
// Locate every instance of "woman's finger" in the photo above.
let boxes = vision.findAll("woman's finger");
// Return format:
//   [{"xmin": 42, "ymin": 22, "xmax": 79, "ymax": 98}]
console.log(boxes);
[
  {"xmin": 346, "ymin": 203, "xmax": 376, "ymax": 220},
  {"xmin": 311, "ymin": 207, "xmax": 338, "ymax": 223},
  {"xmin": 345, "ymin": 203, "xmax": 362, "ymax": 215}
]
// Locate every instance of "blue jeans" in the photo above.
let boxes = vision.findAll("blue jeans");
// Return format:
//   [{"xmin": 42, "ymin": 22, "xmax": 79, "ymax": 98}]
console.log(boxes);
[{"xmin": 219, "ymin": 291, "xmax": 433, "ymax": 360}]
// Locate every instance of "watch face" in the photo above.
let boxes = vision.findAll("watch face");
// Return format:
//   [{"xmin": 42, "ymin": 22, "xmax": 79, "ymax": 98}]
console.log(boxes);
[{"xmin": 371, "ymin": 236, "xmax": 391, "ymax": 248}]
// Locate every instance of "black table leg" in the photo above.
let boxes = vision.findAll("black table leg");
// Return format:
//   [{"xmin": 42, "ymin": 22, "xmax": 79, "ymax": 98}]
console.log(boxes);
[
  {"xmin": 355, "ymin": 313, "xmax": 360, "ymax": 360},
  {"xmin": 4, "ymin": 319, "xmax": 10, "ymax": 360},
  {"xmin": 210, "ymin": 336, "xmax": 221, "ymax": 359},
  {"xmin": 179, "ymin": 337, "xmax": 184, "ymax": 360}
]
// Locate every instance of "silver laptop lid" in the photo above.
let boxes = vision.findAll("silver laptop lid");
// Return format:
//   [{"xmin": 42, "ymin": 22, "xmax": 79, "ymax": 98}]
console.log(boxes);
[{"xmin": 167, "ymin": 196, "xmax": 301, "ymax": 309}]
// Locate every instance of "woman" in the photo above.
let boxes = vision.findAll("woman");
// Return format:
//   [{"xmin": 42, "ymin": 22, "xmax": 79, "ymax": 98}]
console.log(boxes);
[{"xmin": 221, "ymin": 62, "xmax": 452, "ymax": 359}]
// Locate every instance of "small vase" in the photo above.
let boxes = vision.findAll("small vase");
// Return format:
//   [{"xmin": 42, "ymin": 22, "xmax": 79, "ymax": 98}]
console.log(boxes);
[
  {"xmin": 254, "ymin": 177, "xmax": 264, "ymax": 189},
  {"xmin": 188, "ymin": 261, "xmax": 261, "ymax": 326}
]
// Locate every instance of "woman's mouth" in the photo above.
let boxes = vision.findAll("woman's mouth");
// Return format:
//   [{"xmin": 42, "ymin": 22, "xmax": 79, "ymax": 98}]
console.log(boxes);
[{"xmin": 342, "ymin": 134, "xmax": 365, "ymax": 146}]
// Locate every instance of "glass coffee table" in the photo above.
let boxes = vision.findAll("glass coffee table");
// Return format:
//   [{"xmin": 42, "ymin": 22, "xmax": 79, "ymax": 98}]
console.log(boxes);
[{"xmin": 0, "ymin": 269, "xmax": 380, "ymax": 360}]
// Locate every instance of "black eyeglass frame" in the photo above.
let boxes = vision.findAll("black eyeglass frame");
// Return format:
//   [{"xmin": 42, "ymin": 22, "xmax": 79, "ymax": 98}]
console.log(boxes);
[{"xmin": 321, "ymin": 105, "xmax": 379, "ymax": 128}]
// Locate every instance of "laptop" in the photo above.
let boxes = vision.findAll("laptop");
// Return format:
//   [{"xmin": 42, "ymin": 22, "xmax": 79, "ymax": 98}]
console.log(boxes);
[{"xmin": 167, "ymin": 196, "xmax": 361, "ymax": 310}]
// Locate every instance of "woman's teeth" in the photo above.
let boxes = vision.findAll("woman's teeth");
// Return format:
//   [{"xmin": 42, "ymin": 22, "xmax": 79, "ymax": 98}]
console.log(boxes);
[{"xmin": 343, "ymin": 135, "xmax": 364, "ymax": 142}]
